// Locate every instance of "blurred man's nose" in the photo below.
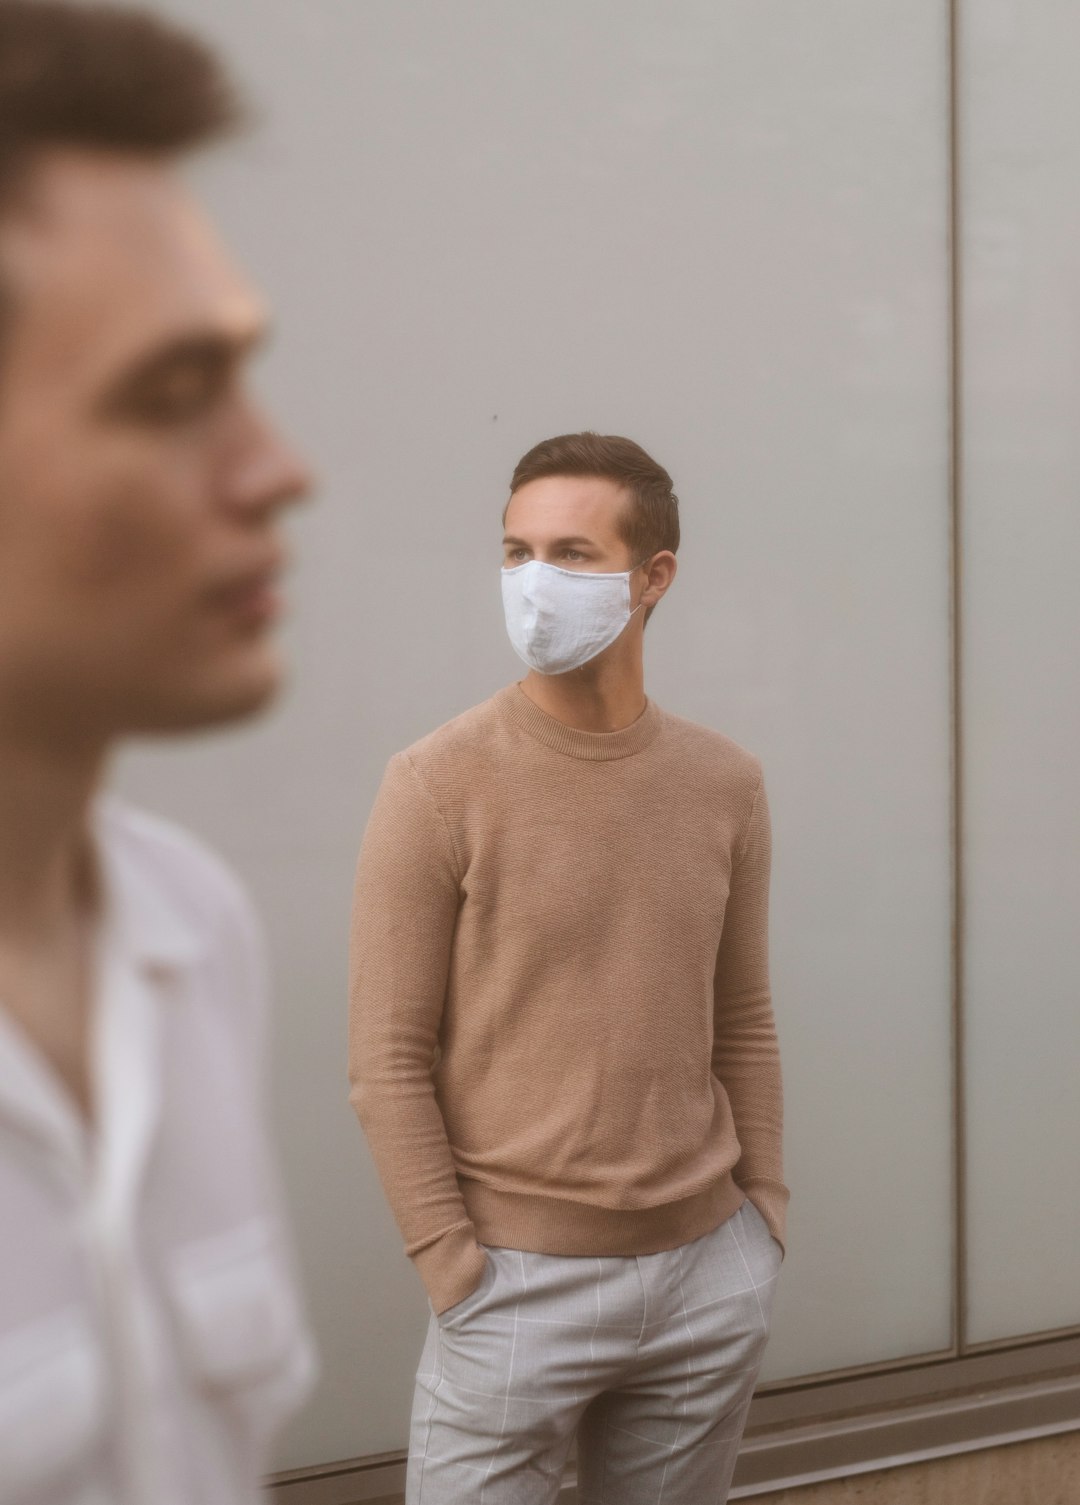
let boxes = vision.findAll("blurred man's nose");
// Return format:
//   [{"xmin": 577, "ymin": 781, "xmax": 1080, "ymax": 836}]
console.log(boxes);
[{"xmin": 226, "ymin": 404, "xmax": 316, "ymax": 519}]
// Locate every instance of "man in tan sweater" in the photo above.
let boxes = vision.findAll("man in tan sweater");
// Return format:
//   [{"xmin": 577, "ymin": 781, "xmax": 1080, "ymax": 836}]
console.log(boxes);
[{"xmin": 349, "ymin": 432, "xmax": 788, "ymax": 1504}]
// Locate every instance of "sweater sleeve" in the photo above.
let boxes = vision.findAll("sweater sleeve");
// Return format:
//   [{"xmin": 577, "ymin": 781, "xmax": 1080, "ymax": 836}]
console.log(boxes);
[
  {"xmin": 711, "ymin": 764, "xmax": 790, "ymax": 1256},
  {"xmin": 348, "ymin": 751, "xmax": 488, "ymax": 1315}
]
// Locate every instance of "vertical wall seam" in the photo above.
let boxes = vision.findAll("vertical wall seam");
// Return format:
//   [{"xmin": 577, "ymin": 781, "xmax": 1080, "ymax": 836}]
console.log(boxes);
[{"xmin": 948, "ymin": 0, "xmax": 968, "ymax": 1359}]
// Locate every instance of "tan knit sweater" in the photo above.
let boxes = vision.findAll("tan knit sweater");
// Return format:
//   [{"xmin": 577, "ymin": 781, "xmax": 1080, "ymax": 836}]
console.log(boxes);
[{"xmin": 348, "ymin": 682, "xmax": 788, "ymax": 1315}]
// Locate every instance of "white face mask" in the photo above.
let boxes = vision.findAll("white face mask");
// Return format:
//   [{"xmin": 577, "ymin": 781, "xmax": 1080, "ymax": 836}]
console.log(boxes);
[{"xmin": 500, "ymin": 557, "xmax": 649, "ymax": 675}]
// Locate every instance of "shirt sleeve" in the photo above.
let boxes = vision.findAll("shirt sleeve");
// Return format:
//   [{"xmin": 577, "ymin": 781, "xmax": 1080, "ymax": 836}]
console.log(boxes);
[
  {"xmin": 347, "ymin": 752, "xmax": 488, "ymax": 1314},
  {"xmin": 711, "ymin": 764, "xmax": 790, "ymax": 1255}
]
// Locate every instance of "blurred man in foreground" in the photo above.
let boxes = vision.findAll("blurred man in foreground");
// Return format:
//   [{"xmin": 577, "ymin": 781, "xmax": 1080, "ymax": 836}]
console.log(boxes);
[{"xmin": 0, "ymin": 3, "xmax": 315, "ymax": 1499}]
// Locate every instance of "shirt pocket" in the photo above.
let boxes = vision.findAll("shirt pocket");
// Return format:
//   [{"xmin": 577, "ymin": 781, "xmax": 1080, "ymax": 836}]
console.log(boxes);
[
  {"xmin": 0, "ymin": 1305, "xmax": 108, "ymax": 1500},
  {"xmin": 165, "ymin": 1218, "xmax": 316, "ymax": 1448}
]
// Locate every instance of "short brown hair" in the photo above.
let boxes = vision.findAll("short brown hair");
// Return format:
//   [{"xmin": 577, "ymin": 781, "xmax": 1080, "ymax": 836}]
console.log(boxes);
[
  {"xmin": 507, "ymin": 432, "xmax": 680, "ymax": 624},
  {"xmin": 0, "ymin": 1, "xmax": 244, "ymax": 340},
  {"xmin": 0, "ymin": 0, "xmax": 243, "ymax": 177}
]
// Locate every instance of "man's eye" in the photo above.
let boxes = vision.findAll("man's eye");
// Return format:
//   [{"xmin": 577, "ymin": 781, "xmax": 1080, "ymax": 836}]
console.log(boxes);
[
  {"xmin": 564, "ymin": 550, "xmax": 583, "ymax": 561},
  {"xmin": 142, "ymin": 386, "xmax": 212, "ymax": 421},
  {"xmin": 129, "ymin": 368, "xmax": 226, "ymax": 423}
]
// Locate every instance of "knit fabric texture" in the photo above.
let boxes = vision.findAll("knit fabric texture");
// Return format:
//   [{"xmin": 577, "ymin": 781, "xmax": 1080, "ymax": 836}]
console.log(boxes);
[{"xmin": 348, "ymin": 682, "xmax": 789, "ymax": 1315}]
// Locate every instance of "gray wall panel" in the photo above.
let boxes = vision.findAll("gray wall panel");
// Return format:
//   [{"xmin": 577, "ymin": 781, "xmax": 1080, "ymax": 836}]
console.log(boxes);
[
  {"xmin": 118, "ymin": 1, "xmax": 954, "ymax": 1467},
  {"xmin": 960, "ymin": 0, "xmax": 1080, "ymax": 1346}
]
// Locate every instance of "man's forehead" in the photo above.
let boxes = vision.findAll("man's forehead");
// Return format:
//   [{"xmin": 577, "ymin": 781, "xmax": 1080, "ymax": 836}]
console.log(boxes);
[
  {"xmin": 505, "ymin": 474, "xmax": 631, "ymax": 534},
  {"xmin": 0, "ymin": 148, "xmax": 265, "ymax": 378}
]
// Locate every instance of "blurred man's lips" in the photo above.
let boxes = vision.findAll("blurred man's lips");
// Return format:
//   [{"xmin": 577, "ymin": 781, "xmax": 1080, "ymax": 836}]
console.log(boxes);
[{"xmin": 206, "ymin": 556, "xmax": 286, "ymax": 625}]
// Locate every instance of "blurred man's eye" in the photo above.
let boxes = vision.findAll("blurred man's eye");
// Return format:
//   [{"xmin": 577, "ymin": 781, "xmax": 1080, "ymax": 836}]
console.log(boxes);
[
  {"xmin": 101, "ymin": 343, "xmax": 245, "ymax": 428},
  {"xmin": 129, "ymin": 365, "xmax": 229, "ymax": 424}
]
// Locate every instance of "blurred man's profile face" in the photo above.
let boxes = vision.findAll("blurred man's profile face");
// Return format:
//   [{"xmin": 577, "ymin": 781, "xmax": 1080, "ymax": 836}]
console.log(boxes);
[{"xmin": 0, "ymin": 147, "xmax": 311, "ymax": 740}]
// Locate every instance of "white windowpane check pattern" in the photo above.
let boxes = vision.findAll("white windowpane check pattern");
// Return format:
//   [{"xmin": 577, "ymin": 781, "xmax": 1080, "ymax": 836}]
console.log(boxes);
[{"xmin": 407, "ymin": 1200, "xmax": 782, "ymax": 1505}]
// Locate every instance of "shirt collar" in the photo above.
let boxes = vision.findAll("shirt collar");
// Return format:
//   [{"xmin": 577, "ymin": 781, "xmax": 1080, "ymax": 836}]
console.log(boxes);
[
  {"xmin": 90, "ymin": 793, "xmax": 205, "ymax": 972},
  {"xmin": 0, "ymin": 794, "xmax": 200, "ymax": 1176}
]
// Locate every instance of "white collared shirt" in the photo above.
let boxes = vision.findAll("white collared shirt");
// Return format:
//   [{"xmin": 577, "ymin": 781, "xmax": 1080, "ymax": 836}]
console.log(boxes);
[{"xmin": 0, "ymin": 795, "xmax": 316, "ymax": 1505}]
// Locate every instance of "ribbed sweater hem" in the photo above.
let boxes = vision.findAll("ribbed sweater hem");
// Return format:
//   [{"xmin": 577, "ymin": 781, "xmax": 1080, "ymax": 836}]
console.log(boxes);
[{"xmin": 460, "ymin": 1171, "xmax": 745, "ymax": 1256}]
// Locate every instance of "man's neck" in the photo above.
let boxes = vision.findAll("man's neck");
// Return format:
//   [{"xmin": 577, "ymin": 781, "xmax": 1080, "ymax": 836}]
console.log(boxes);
[
  {"xmin": 518, "ymin": 656, "xmax": 648, "ymax": 734},
  {"xmin": 0, "ymin": 711, "xmax": 108, "ymax": 1121},
  {"xmin": 0, "ymin": 715, "xmax": 107, "ymax": 941}
]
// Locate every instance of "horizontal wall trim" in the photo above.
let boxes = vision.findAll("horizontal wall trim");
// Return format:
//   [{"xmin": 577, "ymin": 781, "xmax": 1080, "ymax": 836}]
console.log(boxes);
[
  {"xmin": 731, "ymin": 1368, "xmax": 1080, "ymax": 1496},
  {"xmin": 268, "ymin": 1334, "xmax": 1080, "ymax": 1503},
  {"xmin": 752, "ymin": 1343, "xmax": 957, "ymax": 1393},
  {"xmin": 964, "ymin": 1320, "xmax": 1080, "ymax": 1356}
]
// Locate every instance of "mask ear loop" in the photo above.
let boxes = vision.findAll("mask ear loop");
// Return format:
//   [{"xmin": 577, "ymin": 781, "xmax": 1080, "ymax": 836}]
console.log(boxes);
[{"xmin": 629, "ymin": 553, "xmax": 656, "ymax": 619}]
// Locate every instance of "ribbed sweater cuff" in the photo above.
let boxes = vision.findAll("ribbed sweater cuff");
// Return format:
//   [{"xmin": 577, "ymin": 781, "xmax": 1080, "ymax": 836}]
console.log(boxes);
[
  {"xmin": 411, "ymin": 1224, "xmax": 489, "ymax": 1316},
  {"xmin": 738, "ymin": 1178, "xmax": 790, "ymax": 1259}
]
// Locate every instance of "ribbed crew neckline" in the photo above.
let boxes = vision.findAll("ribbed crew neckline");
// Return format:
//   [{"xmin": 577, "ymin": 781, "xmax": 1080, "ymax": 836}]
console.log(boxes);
[{"xmin": 495, "ymin": 681, "xmax": 664, "ymax": 761}]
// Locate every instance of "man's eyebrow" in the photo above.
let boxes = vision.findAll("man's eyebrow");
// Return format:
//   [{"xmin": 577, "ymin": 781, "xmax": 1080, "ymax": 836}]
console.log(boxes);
[{"xmin": 502, "ymin": 534, "xmax": 599, "ymax": 548}]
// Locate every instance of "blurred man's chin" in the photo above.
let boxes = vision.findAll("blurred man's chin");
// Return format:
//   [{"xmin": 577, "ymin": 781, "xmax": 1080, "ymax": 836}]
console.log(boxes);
[{"xmin": 125, "ymin": 647, "xmax": 285, "ymax": 736}]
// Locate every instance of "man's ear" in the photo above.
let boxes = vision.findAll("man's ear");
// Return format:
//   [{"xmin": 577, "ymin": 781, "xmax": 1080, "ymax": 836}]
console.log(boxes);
[{"xmin": 641, "ymin": 550, "xmax": 678, "ymax": 607}]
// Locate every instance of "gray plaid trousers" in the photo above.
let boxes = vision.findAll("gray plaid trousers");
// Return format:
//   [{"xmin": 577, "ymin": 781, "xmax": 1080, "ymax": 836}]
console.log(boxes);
[{"xmin": 406, "ymin": 1198, "xmax": 783, "ymax": 1505}]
